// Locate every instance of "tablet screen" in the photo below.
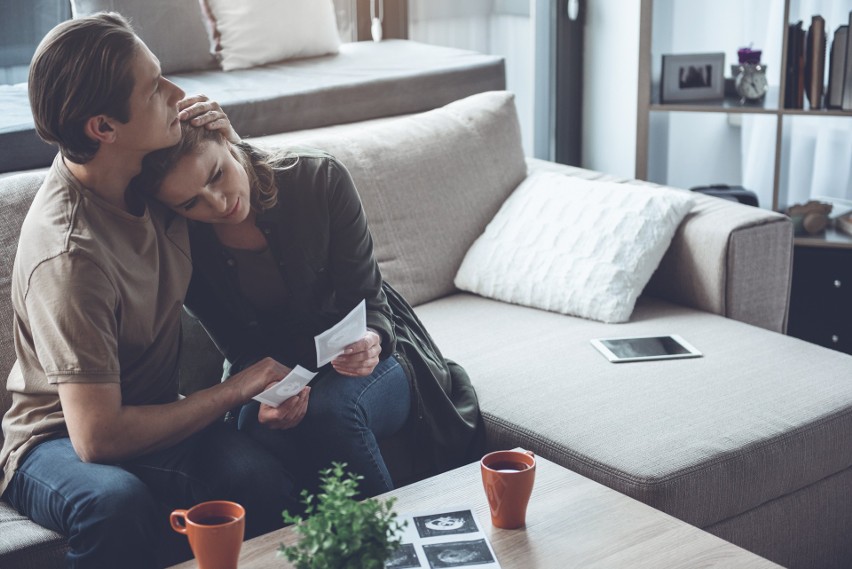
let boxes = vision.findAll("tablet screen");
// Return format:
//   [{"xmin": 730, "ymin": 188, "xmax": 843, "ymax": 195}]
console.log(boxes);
[{"xmin": 591, "ymin": 335, "xmax": 702, "ymax": 363}]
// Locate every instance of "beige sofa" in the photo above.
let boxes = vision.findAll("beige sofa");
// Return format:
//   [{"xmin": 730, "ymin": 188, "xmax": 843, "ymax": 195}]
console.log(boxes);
[{"xmin": 2, "ymin": 92, "xmax": 852, "ymax": 569}]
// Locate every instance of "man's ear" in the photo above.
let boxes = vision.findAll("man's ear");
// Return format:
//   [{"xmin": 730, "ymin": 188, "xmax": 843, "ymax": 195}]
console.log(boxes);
[{"xmin": 84, "ymin": 116, "xmax": 117, "ymax": 144}]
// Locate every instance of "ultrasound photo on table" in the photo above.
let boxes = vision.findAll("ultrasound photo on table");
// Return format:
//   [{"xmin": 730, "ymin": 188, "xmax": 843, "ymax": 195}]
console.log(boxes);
[
  {"xmin": 422, "ymin": 539, "xmax": 495, "ymax": 568},
  {"xmin": 413, "ymin": 510, "xmax": 479, "ymax": 539},
  {"xmin": 385, "ymin": 543, "xmax": 421, "ymax": 568},
  {"xmin": 394, "ymin": 507, "xmax": 501, "ymax": 568}
]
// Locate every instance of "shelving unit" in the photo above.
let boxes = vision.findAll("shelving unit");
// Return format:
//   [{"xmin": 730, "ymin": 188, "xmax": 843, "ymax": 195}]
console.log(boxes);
[
  {"xmin": 635, "ymin": 0, "xmax": 852, "ymax": 250},
  {"xmin": 635, "ymin": 0, "xmax": 852, "ymax": 353}
]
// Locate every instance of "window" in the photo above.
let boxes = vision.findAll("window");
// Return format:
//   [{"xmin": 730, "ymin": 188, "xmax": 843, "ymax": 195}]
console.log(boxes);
[{"xmin": 0, "ymin": 0, "xmax": 71, "ymax": 85}]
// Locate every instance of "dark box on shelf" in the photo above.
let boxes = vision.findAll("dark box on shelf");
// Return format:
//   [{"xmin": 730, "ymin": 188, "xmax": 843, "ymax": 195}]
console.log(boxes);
[{"xmin": 690, "ymin": 184, "xmax": 759, "ymax": 207}]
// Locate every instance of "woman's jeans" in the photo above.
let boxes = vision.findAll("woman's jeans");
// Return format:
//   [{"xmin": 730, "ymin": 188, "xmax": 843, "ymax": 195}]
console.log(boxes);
[
  {"xmin": 4, "ymin": 423, "xmax": 299, "ymax": 569},
  {"xmin": 238, "ymin": 355, "xmax": 411, "ymax": 498}
]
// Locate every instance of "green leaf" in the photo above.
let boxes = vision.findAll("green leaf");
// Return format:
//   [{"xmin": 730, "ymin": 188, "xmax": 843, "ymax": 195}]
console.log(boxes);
[{"xmin": 278, "ymin": 463, "xmax": 408, "ymax": 568}]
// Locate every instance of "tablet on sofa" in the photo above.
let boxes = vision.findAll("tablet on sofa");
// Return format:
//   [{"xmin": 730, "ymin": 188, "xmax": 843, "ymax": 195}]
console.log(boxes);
[{"xmin": 590, "ymin": 334, "xmax": 702, "ymax": 363}]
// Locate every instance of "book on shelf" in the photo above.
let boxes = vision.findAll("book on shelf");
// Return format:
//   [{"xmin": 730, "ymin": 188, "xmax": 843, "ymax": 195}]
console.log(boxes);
[
  {"xmin": 805, "ymin": 15, "xmax": 826, "ymax": 109},
  {"xmin": 844, "ymin": 10, "xmax": 852, "ymax": 111},
  {"xmin": 785, "ymin": 21, "xmax": 806, "ymax": 108},
  {"xmin": 827, "ymin": 24, "xmax": 848, "ymax": 109}
]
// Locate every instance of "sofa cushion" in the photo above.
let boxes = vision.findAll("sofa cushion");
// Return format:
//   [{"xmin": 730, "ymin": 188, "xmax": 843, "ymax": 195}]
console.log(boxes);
[
  {"xmin": 0, "ymin": 171, "xmax": 44, "ymax": 430},
  {"xmin": 252, "ymin": 90, "xmax": 527, "ymax": 306},
  {"xmin": 0, "ymin": 171, "xmax": 64, "ymax": 568},
  {"xmin": 524, "ymin": 158, "xmax": 793, "ymax": 334},
  {"xmin": 70, "ymin": 0, "xmax": 218, "ymax": 74},
  {"xmin": 414, "ymin": 292, "xmax": 852, "ymax": 529},
  {"xmin": 202, "ymin": 0, "xmax": 341, "ymax": 71},
  {"xmin": 0, "ymin": 501, "xmax": 66, "ymax": 568},
  {"xmin": 455, "ymin": 171, "xmax": 695, "ymax": 323},
  {"xmin": 0, "ymin": 85, "xmax": 58, "ymax": 174}
]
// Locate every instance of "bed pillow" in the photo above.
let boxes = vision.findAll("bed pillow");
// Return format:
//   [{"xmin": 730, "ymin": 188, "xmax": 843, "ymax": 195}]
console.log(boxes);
[
  {"xmin": 454, "ymin": 172, "xmax": 696, "ymax": 323},
  {"xmin": 70, "ymin": 0, "xmax": 217, "ymax": 74},
  {"xmin": 202, "ymin": 0, "xmax": 341, "ymax": 71}
]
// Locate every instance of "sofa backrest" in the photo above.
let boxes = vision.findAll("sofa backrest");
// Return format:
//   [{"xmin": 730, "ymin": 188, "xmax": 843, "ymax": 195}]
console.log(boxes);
[
  {"xmin": 254, "ymin": 90, "xmax": 528, "ymax": 306},
  {"xmin": 0, "ymin": 171, "xmax": 45, "ymax": 438}
]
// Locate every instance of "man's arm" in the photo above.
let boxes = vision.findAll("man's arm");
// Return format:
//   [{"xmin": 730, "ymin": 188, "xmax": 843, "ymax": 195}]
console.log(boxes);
[
  {"xmin": 59, "ymin": 357, "xmax": 288, "ymax": 463},
  {"xmin": 25, "ymin": 251, "xmax": 290, "ymax": 464}
]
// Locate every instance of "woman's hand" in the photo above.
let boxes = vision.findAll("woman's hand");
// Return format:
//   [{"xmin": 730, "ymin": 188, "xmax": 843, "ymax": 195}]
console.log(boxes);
[
  {"xmin": 257, "ymin": 386, "xmax": 311, "ymax": 430},
  {"xmin": 177, "ymin": 94, "xmax": 240, "ymax": 143},
  {"xmin": 332, "ymin": 329, "xmax": 382, "ymax": 377}
]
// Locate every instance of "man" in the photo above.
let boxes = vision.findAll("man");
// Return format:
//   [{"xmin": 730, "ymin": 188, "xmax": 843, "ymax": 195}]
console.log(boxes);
[{"xmin": 0, "ymin": 13, "xmax": 303, "ymax": 568}]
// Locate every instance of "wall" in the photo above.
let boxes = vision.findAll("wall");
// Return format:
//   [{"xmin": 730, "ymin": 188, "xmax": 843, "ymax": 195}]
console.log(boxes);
[
  {"xmin": 660, "ymin": 0, "xmax": 776, "ymax": 194},
  {"xmin": 490, "ymin": 13, "xmax": 534, "ymax": 155},
  {"xmin": 0, "ymin": 0, "xmax": 71, "ymax": 85},
  {"xmin": 581, "ymin": 0, "xmax": 774, "ymax": 186},
  {"xmin": 408, "ymin": 2, "xmax": 536, "ymax": 156},
  {"xmin": 407, "ymin": 0, "xmax": 646, "ymax": 167},
  {"xmin": 581, "ymin": 0, "xmax": 640, "ymax": 178}
]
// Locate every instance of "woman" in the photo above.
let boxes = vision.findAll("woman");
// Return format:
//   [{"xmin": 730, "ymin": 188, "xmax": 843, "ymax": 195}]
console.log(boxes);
[{"xmin": 132, "ymin": 124, "xmax": 483, "ymax": 497}]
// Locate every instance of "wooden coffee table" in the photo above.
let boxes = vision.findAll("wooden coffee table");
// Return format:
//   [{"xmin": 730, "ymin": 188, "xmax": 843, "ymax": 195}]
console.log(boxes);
[{"xmin": 169, "ymin": 455, "xmax": 780, "ymax": 568}]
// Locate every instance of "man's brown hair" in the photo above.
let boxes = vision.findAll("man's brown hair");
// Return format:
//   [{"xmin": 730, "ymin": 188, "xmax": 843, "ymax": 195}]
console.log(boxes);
[{"xmin": 29, "ymin": 12, "xmax": 139, "ymax": 164}]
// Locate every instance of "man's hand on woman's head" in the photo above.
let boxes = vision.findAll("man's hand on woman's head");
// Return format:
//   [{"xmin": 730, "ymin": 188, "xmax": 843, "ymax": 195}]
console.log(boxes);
[
  {"xmin": 177, "ymin": 94, "xmax": 240, "ymax": 143},
  {"xmin": 332, "ymin": 328, "xmax": 382, "ymax": 377}
]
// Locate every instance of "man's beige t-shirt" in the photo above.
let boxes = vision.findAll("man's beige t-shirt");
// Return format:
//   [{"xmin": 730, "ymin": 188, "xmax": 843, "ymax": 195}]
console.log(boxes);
[{"xmin": 0, "ymin": 155, "xmax": 191, "ymax": 494}]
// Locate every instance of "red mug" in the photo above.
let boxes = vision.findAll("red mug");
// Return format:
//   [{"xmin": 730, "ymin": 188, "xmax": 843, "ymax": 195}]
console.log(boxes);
[
  {"xmin": 480, "ymin": 450, "xmax": 536, "ymax": 529},
  {"xmin": 170, "ymin": 501, "xmax": 245, "ymax": 569}
]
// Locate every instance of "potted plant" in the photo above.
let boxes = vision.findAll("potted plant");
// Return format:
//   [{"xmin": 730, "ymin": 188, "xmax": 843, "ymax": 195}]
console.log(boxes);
[{"xmin": 279, "ymin": 462, "xmax": 407, "ymax": 569}]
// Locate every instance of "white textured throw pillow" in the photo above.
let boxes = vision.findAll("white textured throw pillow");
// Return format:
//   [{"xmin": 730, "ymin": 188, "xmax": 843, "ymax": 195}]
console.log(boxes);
[
  {"xmin": 454, "ymin": 172, "xmax": 696, "ymax": 323},
  {"xmin": 204, "ymin": 0, "xmax": 341, "ymax": 71}
]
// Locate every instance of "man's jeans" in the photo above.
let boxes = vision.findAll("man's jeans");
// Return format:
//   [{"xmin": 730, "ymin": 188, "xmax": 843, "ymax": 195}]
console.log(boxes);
[
  {"xmin": 4, "ymin": 423, "xmax": 299, "ymax": 569},
  {"xmin": 239, "ymin": 355, "xmax": 411, "ymax": 498}
]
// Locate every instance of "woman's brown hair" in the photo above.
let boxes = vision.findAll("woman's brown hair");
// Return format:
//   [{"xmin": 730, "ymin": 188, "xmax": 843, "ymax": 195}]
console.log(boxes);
[{"xmin": 132, "ymin": 123, "xmax": 294, "ymax": 211}]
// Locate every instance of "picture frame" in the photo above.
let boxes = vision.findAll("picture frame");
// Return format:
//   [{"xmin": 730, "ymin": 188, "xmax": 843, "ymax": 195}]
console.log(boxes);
[{"xmin": 660, "ymin": 52, "xmax": 725, "ymax": 103}]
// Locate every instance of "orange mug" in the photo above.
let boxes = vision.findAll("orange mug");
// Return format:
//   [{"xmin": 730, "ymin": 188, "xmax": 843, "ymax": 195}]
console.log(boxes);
[
  {"xmin": 170, "ymin": 501, "xmax": 245, "ymax": 569},
  {"xmin": 480, "ymin": 449, "xmax": 536, "ymax": 529}
]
